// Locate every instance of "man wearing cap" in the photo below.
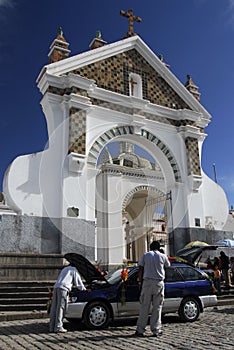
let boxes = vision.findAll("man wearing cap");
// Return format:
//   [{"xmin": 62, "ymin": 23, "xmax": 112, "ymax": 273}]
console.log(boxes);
[
  {"xmin": 135, "ymin": 240, "xmax": 170, "ymax": 337},
  {"xmin": 49, "ymin": 262, "xmax": 87, "ymax": 333}
]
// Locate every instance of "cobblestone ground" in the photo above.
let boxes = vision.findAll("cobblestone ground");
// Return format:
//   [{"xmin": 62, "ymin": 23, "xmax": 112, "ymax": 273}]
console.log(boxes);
[{"xmin": 0, "ymin": 306, "xmax": 233, "ymax": 350}]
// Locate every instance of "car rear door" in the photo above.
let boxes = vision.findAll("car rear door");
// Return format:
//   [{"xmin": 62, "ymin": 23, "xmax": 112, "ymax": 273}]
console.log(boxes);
[
  {"xmin": 176, "ymin": 266, "xmax": 211, "ymax": 297},
  {"xmin": 163, "ymin": 266, "xmax": 185, "ymax": 313}
]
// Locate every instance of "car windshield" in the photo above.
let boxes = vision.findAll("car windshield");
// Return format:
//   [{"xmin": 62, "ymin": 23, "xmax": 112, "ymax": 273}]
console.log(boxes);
[{"xmin": 105, "ymin": 269, "xmax": 122, "ymax": 285}]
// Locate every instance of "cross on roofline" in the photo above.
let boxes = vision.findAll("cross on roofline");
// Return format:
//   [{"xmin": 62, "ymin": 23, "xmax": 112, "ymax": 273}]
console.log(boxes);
[{"xmin": 120, "ymin": 8, "xmax": 142, "ymax": 37}]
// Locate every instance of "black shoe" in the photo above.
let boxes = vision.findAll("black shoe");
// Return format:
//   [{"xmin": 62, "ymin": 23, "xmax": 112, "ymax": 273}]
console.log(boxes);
[
  {"xmin": 152, "ymin": 330, "xmax": 163, "ymax": 337},
  {"xmin": 135, "ymin": 331, "xmax": 144, "ymax": 337}
]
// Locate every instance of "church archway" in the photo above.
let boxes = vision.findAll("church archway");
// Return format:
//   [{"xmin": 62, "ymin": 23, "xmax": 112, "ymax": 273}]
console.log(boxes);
[
  {"xmin": 87, "ymin": 125, "xmax": 181, "ymax": 182},
  {"xmin": 122, "ymin": 185, "xmax": 170, "ymax": 262},
  {"xmin": 94, "ymin": 128, "xmax": 178, "ymax": 265}
]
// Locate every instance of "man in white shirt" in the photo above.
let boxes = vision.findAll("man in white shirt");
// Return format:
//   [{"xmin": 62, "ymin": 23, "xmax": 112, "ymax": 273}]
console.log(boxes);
[
  {"xmin": 135, "ymin": 240, "xmax": 170, "ymax": 337},
  {"xmin": 49, "ymin": 263, "xmax": 87, "ymax": 333}
]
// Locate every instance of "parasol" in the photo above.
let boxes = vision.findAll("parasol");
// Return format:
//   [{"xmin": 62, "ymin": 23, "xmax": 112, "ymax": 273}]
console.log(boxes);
[{"xmin": 184, "ymin": 241, "xmax": 209, "ymax": 248}]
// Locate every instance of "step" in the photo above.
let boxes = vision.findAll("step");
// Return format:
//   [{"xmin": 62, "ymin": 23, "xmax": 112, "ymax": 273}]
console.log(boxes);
[
  {"xmin": 0, "ymin": 291, "xmax": 49, "ymax": 299},
  {"xmin": 0, "ymin": 282, "xmax": 54, "ymax": 289},
  {"xmin": 0, "ymin": 253, "xmax": 63, "ymax": 265},
  {"xmin": 0, "ymin": 311, "xmax": 49, "ymax": 322},
  {"xmin": 0, "ymin": 253, "xmax": 64, "ymax": 281},
  {"xmin": 0, "ymin": 304, "xmax": 47, "ymax": 312},
  {"xmin": 217, "ymin": 298, "xmax": 234, "ymax": 306},
  {"xmin": 0, "ymin": 297, "xmax": 48, "ymax": 305}
]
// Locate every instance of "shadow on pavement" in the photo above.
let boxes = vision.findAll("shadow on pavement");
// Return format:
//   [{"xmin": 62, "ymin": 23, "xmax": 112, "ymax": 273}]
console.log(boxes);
[
  {"xmin": 213, "ymin": 307, "xmax": 234, "ymax": 315},
  {"xmin": 0, "ymin": 314, "xmax": 182, "ymax": 336}
]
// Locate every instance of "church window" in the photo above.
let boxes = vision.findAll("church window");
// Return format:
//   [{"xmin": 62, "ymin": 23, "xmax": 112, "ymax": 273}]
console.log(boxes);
[
  {"xmin": 123, "ymin": 159, "xmax": 133, "ymax": 167},
  {"xmin": 129, "ymin": 73, "xmax": 142, "ymax": 98},
  {"xmin": 67, "ymin": 207, "xmax": 79, "ymax": 217},
  {"xmin": 195, "ymin": 218, "xmax": 201, "ymax": 227}
]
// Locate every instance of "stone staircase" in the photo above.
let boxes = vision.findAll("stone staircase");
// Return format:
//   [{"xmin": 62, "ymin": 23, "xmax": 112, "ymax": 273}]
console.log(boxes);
[
  {"xmin": 0, "ymin": 282, "xmax": 54, "ymax": 321},
  {"xmin": 0, "ymin": 252, "xmax": 63, "ymax": 321},
  {"xmin": 217, "ymin": 285, "xmax": 234, "ymax": 306},
  {"xmin": 0, "ymin": 281, "xmax": 54, "ymax": 312}
]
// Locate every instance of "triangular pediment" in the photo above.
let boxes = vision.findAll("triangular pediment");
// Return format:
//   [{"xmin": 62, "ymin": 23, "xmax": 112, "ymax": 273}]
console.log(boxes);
[{"xmin": 39, "ymin": 35, "xmax": 210, "ymax": 119}]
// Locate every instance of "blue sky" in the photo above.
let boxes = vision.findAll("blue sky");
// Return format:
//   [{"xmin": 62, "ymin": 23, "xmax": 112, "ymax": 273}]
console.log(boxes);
[{"xmin": 0, "ymin": 0, "xmax": 234, "ymax": 208}]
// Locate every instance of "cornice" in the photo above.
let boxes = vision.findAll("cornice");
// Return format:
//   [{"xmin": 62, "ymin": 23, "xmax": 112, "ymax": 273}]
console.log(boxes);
[
  {"xmin": 178, "ymin": 125, "xmax": 207, "ymax": 140},
  {"xmin": 99, "ymin": 163, "xmax": 164, "ymax": 180}
]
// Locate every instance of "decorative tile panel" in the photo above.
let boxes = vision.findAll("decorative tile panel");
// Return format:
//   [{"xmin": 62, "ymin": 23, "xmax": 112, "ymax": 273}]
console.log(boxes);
[
  {"xmin": 68, "ymin": 108, "xmax": 86, "ymax": 155},
  {"xmin": 185, "ymin": 137, "xmax": 201, "ymax": 176},
  {"xmin": 70, "ymin": 49, "xmax": 190, "ymax": 110}
]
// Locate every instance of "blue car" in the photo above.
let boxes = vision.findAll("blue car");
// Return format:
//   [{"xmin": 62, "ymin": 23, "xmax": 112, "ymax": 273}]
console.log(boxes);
[{"xmin": 65, "ymin": 253, "xmax": 217, "ymax": 329}]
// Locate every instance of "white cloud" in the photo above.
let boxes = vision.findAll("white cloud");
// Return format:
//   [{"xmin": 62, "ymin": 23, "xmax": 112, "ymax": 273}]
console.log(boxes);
[
  {"xmin": 226, "ymin": 0, "xmax": 234, "ymax": 25},
  {"xmin": 0, "ymin": 0, "xmax": 14, "ymax": 7},
  {"xmin": 230, "ymin": 180, "xmax": 234, "ymax": 191},
  {"xmin": 228, "ymin": 0, "xmax": 234, "ymax": 9}
]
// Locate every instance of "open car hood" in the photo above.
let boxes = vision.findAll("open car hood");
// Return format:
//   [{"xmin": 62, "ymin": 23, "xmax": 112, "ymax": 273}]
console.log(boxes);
[
  {"xmin": 64, "ymin": 253, "xmax": 106, "ymax": 284},
  {"xmin": 175, "ymin": 245, "xmax": 218, "ymax": 265}
]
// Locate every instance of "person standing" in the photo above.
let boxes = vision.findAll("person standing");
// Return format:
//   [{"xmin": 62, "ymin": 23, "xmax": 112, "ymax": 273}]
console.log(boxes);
[
  {"xmin": 219, "ymin": 251, "xmax": 231, "ymax": 288},
  {"xmin": 213, "ymin": 264, "xmax": 222, "ymax": 295},
  {"xmin": 49, "ymin": 263, "xmax": 87, "ymax": 333},
  {"xmin": 230, "ymin": 257, "xmax": 234, "ymax": 285},
  {"xmin": 135, "ymin": 241, "xmax": 170, "ymax": 337}
]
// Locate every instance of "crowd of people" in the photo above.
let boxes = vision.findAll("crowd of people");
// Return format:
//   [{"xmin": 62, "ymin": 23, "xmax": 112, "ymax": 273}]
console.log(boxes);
[{"xmin": 206, "ymin": 251, "xmax": 234, "ymax": 295}]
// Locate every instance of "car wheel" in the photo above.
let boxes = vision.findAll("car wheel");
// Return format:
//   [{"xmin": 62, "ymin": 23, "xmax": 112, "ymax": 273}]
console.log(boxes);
[
  {"xmin": 178, "ymin": 297, "xmax": 200, "ymax": 322},
  {"xmin": 83, "ymin": 301, "xmax": 111, "ymax": 329}
]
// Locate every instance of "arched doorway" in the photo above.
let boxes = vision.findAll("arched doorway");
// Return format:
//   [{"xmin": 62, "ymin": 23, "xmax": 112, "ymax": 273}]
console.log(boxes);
[
  {"xmin": 122, "ymin": 186, "xmax": 170, "ymax": 262},
  {"xmin": 96, "ymin": 136, "xmax": 174, "ymax": 265}
]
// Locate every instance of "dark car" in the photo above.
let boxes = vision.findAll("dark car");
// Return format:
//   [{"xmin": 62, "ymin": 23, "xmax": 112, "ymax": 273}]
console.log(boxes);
[{"xmin": 64, "ymin": 253, "xmax": 217, "ymax": 330}]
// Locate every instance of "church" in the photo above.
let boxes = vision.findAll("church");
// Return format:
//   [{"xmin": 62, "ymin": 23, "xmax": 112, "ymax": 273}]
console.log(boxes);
[{"xmin": 1, "ymin": 9, "xmax": 233, "ymax": 268}]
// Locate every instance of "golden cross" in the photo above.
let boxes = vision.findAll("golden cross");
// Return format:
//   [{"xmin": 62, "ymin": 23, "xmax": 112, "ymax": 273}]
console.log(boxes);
[{"xmin": 120, "ymin": 8, "xmax": 142, "ymax": 37}]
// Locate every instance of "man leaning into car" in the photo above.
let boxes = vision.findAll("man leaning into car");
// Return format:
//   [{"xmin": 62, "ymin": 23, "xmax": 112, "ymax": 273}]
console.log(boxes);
[
  {"xmin": 49, "ymin": 261, "xmax": 87, "ymax": 333},
  {"xmin": 135, "ymin": 240, "xmax": 170, "ymax": 337}
]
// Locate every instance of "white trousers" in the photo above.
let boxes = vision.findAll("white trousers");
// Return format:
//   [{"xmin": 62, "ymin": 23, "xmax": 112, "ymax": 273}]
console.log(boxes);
[
  {"xmin": 49, "ymin": 288, "xmax": 68, "ymax": 332},
  {"xmin": 136, "ymin": 279, "xmax": 164, "ymax": 334}
]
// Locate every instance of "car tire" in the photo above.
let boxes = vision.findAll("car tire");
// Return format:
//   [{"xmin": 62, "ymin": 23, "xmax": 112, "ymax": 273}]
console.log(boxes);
[
  {"xmin": 178, "ymin": 297, "xmax": 200, "ymax": 322},
  {"xmin": 83, "ymin": 301, "xmax": 111, "ymax": 329}
]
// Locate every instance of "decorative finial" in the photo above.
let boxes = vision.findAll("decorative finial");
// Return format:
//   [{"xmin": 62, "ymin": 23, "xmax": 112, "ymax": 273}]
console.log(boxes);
[
  {"xmin": 158, "ymin": 54, "xmax": 163, "ymax": 61},
  {"xmin": 187, "ymin": 74, "xmax": 191, "ymax": 80},
  {"xmin": 96, "ymin": 30, "xmax": 102, "ymax": 38},
  {"xmin": 58, "ymin": 27, "xmax": 63, "ymax": 36}
]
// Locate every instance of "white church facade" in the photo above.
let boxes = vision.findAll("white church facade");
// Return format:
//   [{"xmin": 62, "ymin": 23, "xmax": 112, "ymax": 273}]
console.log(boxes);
[{"xmin": 1, "ymin": 13, "xmax": 233, "ymax": 267}]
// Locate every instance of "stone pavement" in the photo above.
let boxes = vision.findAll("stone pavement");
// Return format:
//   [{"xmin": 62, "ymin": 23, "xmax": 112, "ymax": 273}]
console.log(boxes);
[{"xmin": 0, "ymin": 306, "xmax": 233, "ymax": 350}]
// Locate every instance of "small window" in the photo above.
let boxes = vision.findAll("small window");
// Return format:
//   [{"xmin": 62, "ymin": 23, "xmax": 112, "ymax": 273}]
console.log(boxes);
[
  {"xmin": 123, "ymin": 159, "xmax": 133, "ymax": 167},
  {"xmin": 177, "ymin": 267, "xmax": 202, "ymax": 281},
  {"xmin": 129, "ymin": 73, "xmax": 142, "ymax": 98},
  {"xmin": 67, "ymin": 207, "xmax": 79, "ymax": 217},
  {"xmin": 195, "ymin": 218, "xmax": 200, "ymax": 227},
  {"xmin": 126, "ymin": 270, "xmax": 139, "ymax": 285},
  {"xmin": 165, "ymin": 267, "xmax": 184, "ymax": 282}
]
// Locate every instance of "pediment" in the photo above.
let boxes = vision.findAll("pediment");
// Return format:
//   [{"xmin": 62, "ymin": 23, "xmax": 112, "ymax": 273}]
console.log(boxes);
[{"xmin": 39, "ymin": 35, "xmax": 210, "ymax": 119}]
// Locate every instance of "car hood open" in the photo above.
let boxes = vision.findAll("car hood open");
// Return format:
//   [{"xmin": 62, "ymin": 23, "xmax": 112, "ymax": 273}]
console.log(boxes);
[
  {"xmin": 64, "ymin": 253, "xmax": 107, "ymax": 284},
  {"xmin": 175, "ymin": 245, "xmax": 218, "ymax": 265}
]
